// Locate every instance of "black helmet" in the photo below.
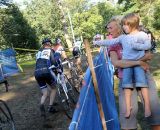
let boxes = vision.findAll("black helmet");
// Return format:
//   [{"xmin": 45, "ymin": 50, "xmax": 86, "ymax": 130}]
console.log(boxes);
[
  {"xmin": 42, "ymin": 38, "xmax": 52, "ymax": 45},
  {"xmin": 72, "ymin": 46, "xmax": 80, "ymax": 57},
  {"xmin": 55, "ymin": 38, "xmax": 61, "ymax": 44}
]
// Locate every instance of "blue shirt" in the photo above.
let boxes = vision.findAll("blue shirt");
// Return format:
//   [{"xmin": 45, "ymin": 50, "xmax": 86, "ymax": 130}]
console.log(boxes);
[{"xmin": 94, "ymin": 31, "xmax": 151, "ymax": 60}]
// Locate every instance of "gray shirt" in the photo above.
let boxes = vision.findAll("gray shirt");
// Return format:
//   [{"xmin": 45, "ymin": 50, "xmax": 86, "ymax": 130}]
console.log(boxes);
[{"xmin": 94, "ymin": 31, "xmax": 151, "ymax": 60}]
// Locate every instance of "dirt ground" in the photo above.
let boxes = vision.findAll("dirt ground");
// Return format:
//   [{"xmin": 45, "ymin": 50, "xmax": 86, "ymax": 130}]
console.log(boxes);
[{"xmin": 0, "ymin": 67, "xmax": 71, "ymax": 130}]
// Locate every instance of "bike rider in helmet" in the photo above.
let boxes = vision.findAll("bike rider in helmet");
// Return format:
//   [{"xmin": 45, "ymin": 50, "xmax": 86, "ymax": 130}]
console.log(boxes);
[
  {"xmin": 34, "ymin": 38, "xmax": 59, "ymax": 117},
  {"xmin": 52, "ymin": 38, "xmax": 67, "ymax": 60},
  {"xmin": 93, "ymin": 34, "xmax": 102, "ymax": 52},
  {"xmin": 72, "ymin": 38, "xmax": 83, "ymax": 74}
]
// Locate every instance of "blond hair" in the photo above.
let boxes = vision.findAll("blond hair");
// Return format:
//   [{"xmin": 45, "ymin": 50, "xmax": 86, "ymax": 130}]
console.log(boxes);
[
  {"xmin": 121, "ymin": 13, "xmax": 140, "ymax": 30},
  {"xmin": 107, "ymin": 16, "xmax": 124, "ymax": 35}
]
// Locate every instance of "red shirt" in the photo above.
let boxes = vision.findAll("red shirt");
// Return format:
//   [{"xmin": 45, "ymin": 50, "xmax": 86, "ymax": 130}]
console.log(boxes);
[{"xmin": 108, "ymin": 44, "xmax": 123, "ymax": 79}]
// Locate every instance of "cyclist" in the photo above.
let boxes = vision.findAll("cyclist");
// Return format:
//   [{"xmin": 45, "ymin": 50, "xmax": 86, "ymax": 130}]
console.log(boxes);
[
  {"xmin": 93, "ymin": 34, "xmax": 102, "ymax": 52},
  {"xmin": 72, "ymin": 38, "xmax": 83, "ymax": 74},
  {"xmin": 93, "ymin": 33, "xmax": 101, "ymax": 41},
  {"xmin": 52, "ymin": 38, "xmax": 67, "ymax": 60},
  {"xmin": 34, "ymin": 38, "xmax": 60, "ymax": 117}
]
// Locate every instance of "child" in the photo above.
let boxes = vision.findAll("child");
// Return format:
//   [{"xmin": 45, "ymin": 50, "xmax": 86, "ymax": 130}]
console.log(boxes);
[{"xmin": 94, "ymin": 13, "xmax": 151, "ymax": 118}]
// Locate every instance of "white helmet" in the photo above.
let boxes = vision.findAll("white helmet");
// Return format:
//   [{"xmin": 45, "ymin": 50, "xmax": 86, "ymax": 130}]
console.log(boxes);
[{"xmin": 93, "ymin": 34, "xmax": 101, "ymax": 41}]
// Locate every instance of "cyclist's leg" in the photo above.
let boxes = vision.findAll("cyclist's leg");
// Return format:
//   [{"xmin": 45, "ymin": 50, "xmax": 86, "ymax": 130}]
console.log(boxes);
[
  {"xmin": 47, "ymin": 73, "xmax": 58, "ymax": 113},
  {"xmin": 41, "ymin": 88, "xmax": 48, "ymax": 105},
  {"xmin": 49, "ymin": 87, "xmax": 57, "ymax": 106},
  {"xmin": 35, "ymin": 73, "xmax": 48, "ymax": 117}
]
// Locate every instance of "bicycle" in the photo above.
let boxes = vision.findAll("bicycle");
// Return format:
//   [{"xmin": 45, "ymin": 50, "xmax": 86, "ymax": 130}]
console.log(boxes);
[
  {"xmin": 49, "ymin": 62, "xmax": 79, "ymax": 119},
  {"xmin": 0, "ymin": 100, "xmax": 16, "ymax": 130},
  {"xmin": 63, "ymin": 59, "xmax": 84, "ymax": 93}
]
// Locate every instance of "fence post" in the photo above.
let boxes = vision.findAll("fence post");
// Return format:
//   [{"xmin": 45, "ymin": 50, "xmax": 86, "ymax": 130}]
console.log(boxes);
[{"xmin": 84, "ymin": 39, "xmax": 107, "ymax": 130}]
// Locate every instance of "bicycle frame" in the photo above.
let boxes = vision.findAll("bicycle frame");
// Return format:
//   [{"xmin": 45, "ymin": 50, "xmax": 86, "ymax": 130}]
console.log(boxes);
[
  {"xmin": 49, "ymin": 64, "xmax": 69, "ymax": 101},
  {"xmin": 49, "ymin": 62, "xmax": 79, "ymax": 119},
  {"xmin": 57, "ymin": 72, "xmax": 69, "ymax": 101}
]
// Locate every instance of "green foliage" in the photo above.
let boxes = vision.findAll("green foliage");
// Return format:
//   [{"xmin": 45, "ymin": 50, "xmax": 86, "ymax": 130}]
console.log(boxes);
[
  {"xmin": 72, "ymin": 2, "xmax": 119, "ymax": 40},
  {"xmin": 63, "ymin": 0, "xmax": 87, "ymax": 14},
  {"xmin": 0, "ymin": 4, "xmax": 38, "ymax": 49},
  {"xmin": 73, "ymin": 7, "xmax": 103, "ymax": 39},
  {"xmin": 153, "ymin": 0, "xmax": 160, "ymax": 30},
  {"xmin": 96, "ymin": 2, "xmax": 121, "ymax": 34},
  {"xmin": 0, "ymin": 0, "xmax": 160, "ymax": 50},
  {"xmin": 23, "ymin": 0, "xmax": 63, "ymax": 46}
]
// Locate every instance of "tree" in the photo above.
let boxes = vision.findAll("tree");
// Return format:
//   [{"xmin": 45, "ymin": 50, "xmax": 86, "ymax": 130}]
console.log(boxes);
[
  {"xmin": 153, "ymin": 0, "xmax": 160, "ymax": 30},
  {"xmin": 24, "ymin": 0, "xmax": 64, "ymax": 47},
  {"xmin": 0, "ymin": 4, "xmax": 38, "ymax": 49}
]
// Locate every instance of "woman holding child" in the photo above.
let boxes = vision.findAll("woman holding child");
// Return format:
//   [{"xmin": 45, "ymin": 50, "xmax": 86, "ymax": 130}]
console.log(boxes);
[{"xmin": 95, "ymin": 13, "xmax": 160, "ymax": 130}]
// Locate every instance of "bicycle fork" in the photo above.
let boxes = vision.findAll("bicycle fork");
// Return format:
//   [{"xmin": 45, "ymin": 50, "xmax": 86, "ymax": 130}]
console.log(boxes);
[{"xmin": 58, "ymin": 75, "xmax": 69, "ymax": 102}]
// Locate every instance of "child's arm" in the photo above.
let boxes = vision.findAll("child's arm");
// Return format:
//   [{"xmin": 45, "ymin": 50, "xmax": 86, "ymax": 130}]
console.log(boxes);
[
  {"xmin": 93, "ymin": 36, "xmax": 121, "ymax": 46},
  {"xmin": 131, "ymin": 32, "xmax": 151, "ymax": 50}
]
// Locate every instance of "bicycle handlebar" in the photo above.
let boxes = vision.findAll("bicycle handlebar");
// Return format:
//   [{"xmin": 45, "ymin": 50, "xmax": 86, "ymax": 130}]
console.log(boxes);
[{"xmin": 49, "ymin": 60, "xmax": 70, "ymax": 69}]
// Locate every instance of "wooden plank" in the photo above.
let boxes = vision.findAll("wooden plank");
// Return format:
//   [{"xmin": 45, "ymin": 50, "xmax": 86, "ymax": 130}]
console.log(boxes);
[{"xmin": 84, "ymin": 39, "xmax": 107, "ymax": 130}]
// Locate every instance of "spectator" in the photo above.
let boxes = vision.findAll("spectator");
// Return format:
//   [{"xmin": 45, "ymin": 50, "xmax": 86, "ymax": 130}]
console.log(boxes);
[
  {"xmin": 94, "ymin": 13, "xmax": 151, "ymax": 118},
  {"xmin": 106, "ymin": 16, "xmax": 160, "ymax": 130}
]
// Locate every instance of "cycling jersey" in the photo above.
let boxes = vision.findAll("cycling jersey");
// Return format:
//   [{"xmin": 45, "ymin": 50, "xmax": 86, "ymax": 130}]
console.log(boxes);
[
  {"xmin": 34, "ymin": 48, "xmax": 60, "ymax": 89},
  {"xmin": 35, "ymin": 48, "xmax": 57, "ymax": 71},
  {"xmin": 53, "ymin": 45, "xmax": 64, "ymax": 55}
]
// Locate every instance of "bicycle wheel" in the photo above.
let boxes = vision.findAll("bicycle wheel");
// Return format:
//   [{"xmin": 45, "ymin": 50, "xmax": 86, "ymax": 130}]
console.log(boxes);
[
  {"xmin": 64, "ymin": 75, "xmax": 79, "ymax": 102},
  {"xmin": 69, "ymin": 66, "xmax": 83, "ymax": 93},
  {"xmin": 57, "ymin": 84, "xmax": 75, "ymax": 119},
  {"xmin": 0, "ymin": 100, "xmax": 16, "ymax": 130}
]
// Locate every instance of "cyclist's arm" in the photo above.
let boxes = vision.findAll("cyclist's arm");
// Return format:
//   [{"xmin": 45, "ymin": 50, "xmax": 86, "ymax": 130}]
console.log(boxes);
[
  {"xmin": 50, "ymin": 49, "xmax": 56, "ymax": 65},
  {"xmin": 61, "ymin": 51, "xmax": 67, "ymax": 60}
]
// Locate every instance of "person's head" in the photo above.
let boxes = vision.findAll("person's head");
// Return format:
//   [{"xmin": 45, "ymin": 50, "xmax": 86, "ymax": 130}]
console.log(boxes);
[
  {"xmin": 55, "ymin": 38, "xmax": 61, "ymax": 45},
  {"xmin": 42, "ymin": 38, "xmax": 52, "ymax": 47},
  {"xmin": 139, "ymin": 25, "xmax": 155, "ymax": 40},
  {"xmin": 93, "ymin": 34, "xmax": 101, "ymax": 41},
  {"xmin": 75, "ymin": 37, "xmax": 80, "ymax": 42},
  {"xmin": 72, "ymin": 46, "xmax": 80, "ymax": 57},
  {"xmin": 121, "ymin": 13, "xmax": 140, "ymax": 34},
  {"xmin": 106, "ymin": 16, "xmax": 123, "ymax": 38}
]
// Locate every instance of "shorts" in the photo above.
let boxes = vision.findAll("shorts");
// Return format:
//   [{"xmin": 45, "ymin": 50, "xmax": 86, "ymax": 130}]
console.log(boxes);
[
  {"xmin": 34, "ymin": 69, "xmax": 56, "ymax": 89},
  {"xmin": 122, "ymin": 66, "xmax": 148, "ymax": 88},
  {"xmin": 119, "ymin": 72, "xmax": 160, "ymax": 129}
]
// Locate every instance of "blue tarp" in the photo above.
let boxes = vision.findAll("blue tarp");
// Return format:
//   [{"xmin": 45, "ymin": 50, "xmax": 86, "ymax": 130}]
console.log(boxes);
[
  {"xmin": 0, "ymin": 48, "xmax": 19, "ymax": 81},
  {"xmin": 69, "ymin": 49, "xmax": 120, "ymax": 130}
]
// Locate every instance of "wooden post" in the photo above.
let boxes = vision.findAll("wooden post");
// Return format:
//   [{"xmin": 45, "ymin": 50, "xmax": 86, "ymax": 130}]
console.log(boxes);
[{"xmin": 84, "ymin": 39, "xmax": 107, "ymax": 130}]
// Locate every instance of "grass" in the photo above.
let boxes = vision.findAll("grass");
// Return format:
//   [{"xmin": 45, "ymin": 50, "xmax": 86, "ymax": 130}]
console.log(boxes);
[{"xmin": 18, "ymin": 59, "xmax": 35, "ymax": 69}]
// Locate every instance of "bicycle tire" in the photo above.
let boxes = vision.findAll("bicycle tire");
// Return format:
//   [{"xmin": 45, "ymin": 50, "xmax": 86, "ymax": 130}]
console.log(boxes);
[
  {"xmin": 64, "ymin": 75, "xmax": 79, "ymax": 102},
  {"xmin": 57, "ymin": 83, "xmax": 75, "ymax": 119},
  {"xmin": 69, "ymin": 66, "xmax": 83, "ymax": 93},
  {"xmin": 0, "ymin": 100, "xmax": 16, "ymax": 130}
]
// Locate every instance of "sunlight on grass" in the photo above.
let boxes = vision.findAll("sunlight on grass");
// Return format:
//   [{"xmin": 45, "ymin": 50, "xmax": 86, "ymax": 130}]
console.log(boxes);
[{"xmin": 19, "ymin": 60, "xmax": 36, "ymax": 68}]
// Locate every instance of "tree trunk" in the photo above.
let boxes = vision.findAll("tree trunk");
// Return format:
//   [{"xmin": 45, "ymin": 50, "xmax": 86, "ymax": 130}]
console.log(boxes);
[{"xmin": 57, "ymin": 0, "xmax": 73, "ymax": 51}]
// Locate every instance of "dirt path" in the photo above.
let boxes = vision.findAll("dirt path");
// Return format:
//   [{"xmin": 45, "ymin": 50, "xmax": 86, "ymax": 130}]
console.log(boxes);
[{"xmin": 0, "ymin": 68, "xmax": 71, "ymax": 130}]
